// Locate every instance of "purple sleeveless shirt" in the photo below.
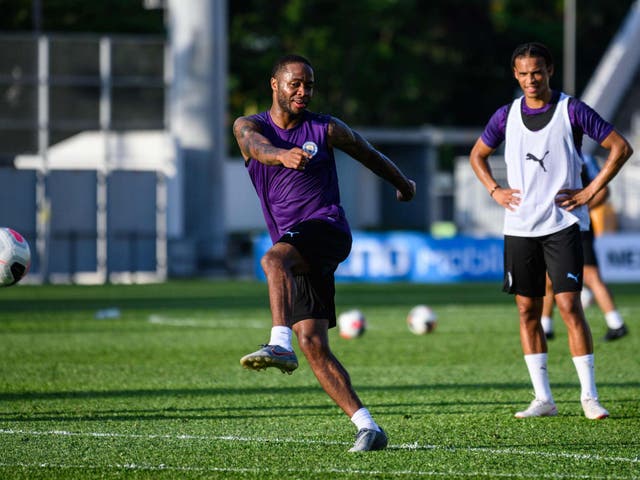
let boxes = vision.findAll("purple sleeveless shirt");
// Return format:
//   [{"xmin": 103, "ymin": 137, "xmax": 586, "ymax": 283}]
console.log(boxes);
[{"xmin": 246, "ymin": 110, "xmax": 350, "ymax": 243}]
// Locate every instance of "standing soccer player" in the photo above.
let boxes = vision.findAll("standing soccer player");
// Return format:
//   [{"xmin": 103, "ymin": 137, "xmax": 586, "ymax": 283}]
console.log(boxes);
[
  {"xmin": 233, "ymin": 54, "xmax": 416, "ymax": 451},
  {"xmin": 469, "ymin": 42, "xmax": 632, "ymax": 419}
]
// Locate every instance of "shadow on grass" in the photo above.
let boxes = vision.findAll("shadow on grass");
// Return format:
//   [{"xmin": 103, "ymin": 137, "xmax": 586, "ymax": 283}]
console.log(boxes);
[
  {"xmin": 1, "ymin": 382, "xmax": 639, "ymax": 422},
  {"xmin": 2, "ymin": 380, "xmax": 638, "ymax": 401},
  {"xmin": 0, "ymin": 406, "xmax": 338, "ymax": 423}
]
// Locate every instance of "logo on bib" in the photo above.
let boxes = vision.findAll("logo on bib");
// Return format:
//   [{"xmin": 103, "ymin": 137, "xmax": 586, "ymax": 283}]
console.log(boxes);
[{"xmin": 525, "ymin": 151, "xmax": 549, "ymax": 172}]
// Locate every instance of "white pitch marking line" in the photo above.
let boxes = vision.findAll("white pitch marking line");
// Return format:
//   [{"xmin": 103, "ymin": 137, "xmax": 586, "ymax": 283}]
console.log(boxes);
[
  {"xmin": 0, "ymin": 429, "xmax": 638, "ymax": 465},
  {"xmin": 147, "ymin": 314, "xmax": 264, "ymax": 329}
]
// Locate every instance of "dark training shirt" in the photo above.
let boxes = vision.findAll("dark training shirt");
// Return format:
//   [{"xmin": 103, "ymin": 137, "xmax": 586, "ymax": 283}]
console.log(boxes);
[{"xmin": 245, "ymin": 110, "xmax": 350, "ymax": 243}]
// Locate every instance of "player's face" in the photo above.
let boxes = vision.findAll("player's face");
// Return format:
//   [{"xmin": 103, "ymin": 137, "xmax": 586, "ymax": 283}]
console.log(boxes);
[
  {"xmin": 272, "ymin": 62, "xmax": 314, "ymax": 116},
  {"xmin": 513, "ymin": 56, "xmax": 553, "ymax": 105}
]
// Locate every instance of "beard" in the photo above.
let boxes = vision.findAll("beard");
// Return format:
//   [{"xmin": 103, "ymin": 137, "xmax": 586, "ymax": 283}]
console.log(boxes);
[{"xmin": 277, "ymin": 92, "xmax": 307, "ymax": 116}]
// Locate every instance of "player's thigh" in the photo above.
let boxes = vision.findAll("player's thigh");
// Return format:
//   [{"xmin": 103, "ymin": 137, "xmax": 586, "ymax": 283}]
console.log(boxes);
[
  {"xmin": 261, "ymin": 241, "xmax": 309, "ymax": 274},
  {"xmin": 544, "ymin": 225, "xmax": 584, "ymax": 293},
  {"xmin": 292, "ymin": 271, "xmax": 337, "ymax": 327},
  {"xmin": 277, "ymin": 220, "xmax": 351, "ymax": 274},
  {"xmin": 503, "ymin": 235, "xmax": 546, "ymax": 297}
]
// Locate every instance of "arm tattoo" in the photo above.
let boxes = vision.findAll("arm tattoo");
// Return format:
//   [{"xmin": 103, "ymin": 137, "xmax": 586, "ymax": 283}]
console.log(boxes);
[{"xmin": 233, "ymin": 117, "xmax": 281, "ymax": 164}]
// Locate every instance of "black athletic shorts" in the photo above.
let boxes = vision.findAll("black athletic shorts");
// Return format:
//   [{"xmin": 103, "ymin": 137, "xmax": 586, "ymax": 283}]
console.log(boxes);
[
  {"xmin": 503, "ymin": 224, "xmax": 584, "ymax": 297},
  {"xmin": 582, "ymin": 228, "xmax": 598, "ymax": 267},
  {"xmin": 276, "ymin": 219, "xmax": 352, "ymax": 328}
]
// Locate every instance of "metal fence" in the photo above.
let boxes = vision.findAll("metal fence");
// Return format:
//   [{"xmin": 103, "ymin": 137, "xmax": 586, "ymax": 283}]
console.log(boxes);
[{"xmin": 0, "ymin": 33, "xmax": 170, "ymax": 283}]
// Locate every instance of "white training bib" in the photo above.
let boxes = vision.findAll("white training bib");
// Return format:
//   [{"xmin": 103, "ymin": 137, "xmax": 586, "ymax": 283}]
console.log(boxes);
[{"xmin": 503, "ymin": 93, "xmax": 589, "ymax": 237}]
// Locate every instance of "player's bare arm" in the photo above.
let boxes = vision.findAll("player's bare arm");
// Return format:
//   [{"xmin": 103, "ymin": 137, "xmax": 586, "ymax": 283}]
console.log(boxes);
[
  {"xmin": 557, "ymin": 129, "xmax": 633, "ymax": 211},
  {"xmin": 469, "ymin": 138, "xmax": 521, "ymax": 211},
  {"xmin": 327, "ymin": 117, "xmax": 415, "ymax": 201},
  {"xmin": 233, "ymin": 116, "xmax": 310, "ymax": 170},
  {"xmin": 588, "ymin": 186, "xmax": 609, "ymax": 209}
]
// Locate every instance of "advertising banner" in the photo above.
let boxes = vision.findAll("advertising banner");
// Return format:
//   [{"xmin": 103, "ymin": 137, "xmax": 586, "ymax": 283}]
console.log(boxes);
[
  {"xmin": 595, "ymin": 233, "xmax": 640, "ymax": 282},
  {"xmin": 253, "ymin": 231, "xmax": 504, "ymax": 283}
]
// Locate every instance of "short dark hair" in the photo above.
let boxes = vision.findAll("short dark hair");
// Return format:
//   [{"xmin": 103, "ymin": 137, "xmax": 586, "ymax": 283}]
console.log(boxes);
[
  {"xmin": 510, "ymin": 42, "xmax": 554, "ymax": 69},
  {"xmin": 271, "ymin": 54, "xmax": 313, "ymax": 78}
]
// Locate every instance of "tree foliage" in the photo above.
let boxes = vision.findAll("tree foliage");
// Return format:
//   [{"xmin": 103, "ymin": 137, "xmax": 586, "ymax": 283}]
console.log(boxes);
[
  {"xmin": 229, "ymin": 0, "xmax": 634, "ymax": 127},
  {"xmin": 1, "ymin": 0, "xmax": 634, "ymax": 127},
  {"xmin": 0, "ymin": 0, "xmax": 165, "ymax": 33}
]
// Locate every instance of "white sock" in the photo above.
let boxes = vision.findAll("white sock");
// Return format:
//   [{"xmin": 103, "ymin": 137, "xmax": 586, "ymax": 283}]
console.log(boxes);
[
  {"xmin": 350, "ymin": 407, "xmax": 380, "ymax": 432},
  {"xmin": 269, "ymin": 326, "xmax": 292, "ymax": 351},
  {"xmin": 541, "ymin": 316, "xmax": 553, "ymax": 335},
  {"xmin": 524, "ymin": 353, "xmax": 554, "ymax": 403},
  {"xmin": 604, "ymin": 310, "xmax": 624, "ymax": 329},
  {"xmin": 572, "ymin": 354, "xmax": 599, "ymax": 400}
]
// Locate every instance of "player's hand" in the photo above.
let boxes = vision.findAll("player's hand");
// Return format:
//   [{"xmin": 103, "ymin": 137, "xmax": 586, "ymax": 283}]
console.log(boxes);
[
  {"xmin": 555, "ymin": 188, "xmax": 590, "ymax": 211},
  {"xmin": 397, "ymin": 179, "xmax": 416, "ymax": 202},
  {"xmin": 279, "ymin": 148, "xmax": 311, "ymax": 170},
  {"xmin": 492, "ymin": 187, "xmax": 521, "ymax": 211}
]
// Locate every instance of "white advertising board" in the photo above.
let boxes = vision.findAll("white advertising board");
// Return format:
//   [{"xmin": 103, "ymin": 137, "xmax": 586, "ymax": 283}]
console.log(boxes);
[{"xmin": 594, "ymin": 233, "xmax": 640, "ymax": 282}]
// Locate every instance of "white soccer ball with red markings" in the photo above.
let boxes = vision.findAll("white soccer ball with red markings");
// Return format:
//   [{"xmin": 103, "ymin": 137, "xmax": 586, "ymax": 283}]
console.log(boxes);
[
  {"xmin": 407, "ymin": 305, "xmax": 437, "ymax": 335},
  {"xmin": 338, "ymin": 309, "xmax": 366, "ymax": 339},
  {"xmin": 0, "ymin": 227, "xmax": 31, "ymax": 287}
]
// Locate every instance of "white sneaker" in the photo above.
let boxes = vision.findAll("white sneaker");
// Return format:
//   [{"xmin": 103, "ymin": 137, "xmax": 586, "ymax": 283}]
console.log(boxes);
[
  {"xmin": 349, "ymin": 428, "xmax": 388, "ymax": 452},
  {"xmin": 514, "ymin": 399, "xmax": 558, "ymax": 418},
  {"xmin": 239, "ymin": 344, "xmax": 298, "ymax": 374},
  {"xmin": 581, "ymin": 397, "xmax": 609, "ymax": 420}
]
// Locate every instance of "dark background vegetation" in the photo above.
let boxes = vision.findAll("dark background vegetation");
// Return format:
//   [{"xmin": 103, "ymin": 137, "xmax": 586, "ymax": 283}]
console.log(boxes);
[{"xmin": 1, "ymin": 0, "xmax": 635, "ymax": 128}]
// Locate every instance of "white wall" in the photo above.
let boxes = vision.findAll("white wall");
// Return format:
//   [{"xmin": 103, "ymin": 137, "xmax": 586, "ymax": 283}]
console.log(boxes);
[{"xmin": 223, "ymin": 159, "xmax": 264, "ymax": 231}]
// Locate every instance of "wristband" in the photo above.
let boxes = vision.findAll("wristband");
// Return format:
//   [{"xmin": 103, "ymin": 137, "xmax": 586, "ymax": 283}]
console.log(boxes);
[{"xmin": 489, "ymin": 185, "xmax": 500, "ymax": 197}]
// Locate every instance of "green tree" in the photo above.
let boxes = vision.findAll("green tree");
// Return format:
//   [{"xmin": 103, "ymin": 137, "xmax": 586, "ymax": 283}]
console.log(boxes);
[
  {"xmin": 0, "ymin": 0, "xmax": 164, "ymax": 33},
  {"xmin": 229, "ymin": 0, "xmax": 634, "ymax": 128},
  {"xmin": 0, "ymin": 0, "xmax": 634, "ymax": 127}
]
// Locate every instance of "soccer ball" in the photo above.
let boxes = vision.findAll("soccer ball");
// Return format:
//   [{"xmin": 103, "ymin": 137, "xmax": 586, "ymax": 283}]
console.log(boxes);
[
  {"xmin": 0, "ymin": 227, "xmax": 31, "ymax": 287},
  {"xmin": 338, "ymin": 309, "xmax": 366, "ymax": 339},
  {"xmin": 407, "ymin": 305, "xmax": 437, "ymax": 335}
]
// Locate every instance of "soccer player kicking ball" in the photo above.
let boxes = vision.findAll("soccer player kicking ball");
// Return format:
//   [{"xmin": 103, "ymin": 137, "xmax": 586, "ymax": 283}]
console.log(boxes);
[
  {"xmin": 233, "ymin": 54, "xmax": 415, "ymax": 451},
  {"xmin": 469, "ymin": 42, "xmax": 632, "ymax": 419}
]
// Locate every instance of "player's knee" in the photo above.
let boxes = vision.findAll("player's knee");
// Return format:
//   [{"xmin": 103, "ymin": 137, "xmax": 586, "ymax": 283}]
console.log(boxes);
[
  {"xmin": 516, "ymin": 300, "xmax": 539, "ymax": 321},
  {"xmin": 556, "ymin": 294, "xmax": 581, "ymax": 316},
  {"xmin": 297, "ymin": 333, "xmax": 328, "ymax": 357},
  {"xmin": 260, "ymin": 250, "xmax": 285, "ymax": 274}
]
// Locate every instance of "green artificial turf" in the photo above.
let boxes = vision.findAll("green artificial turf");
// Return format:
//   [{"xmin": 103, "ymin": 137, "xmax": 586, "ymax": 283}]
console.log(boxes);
[{"xmin": 0, "ymin": 280, "xmax": 638, "ymax": 479}]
